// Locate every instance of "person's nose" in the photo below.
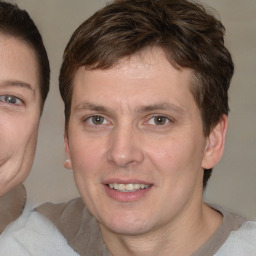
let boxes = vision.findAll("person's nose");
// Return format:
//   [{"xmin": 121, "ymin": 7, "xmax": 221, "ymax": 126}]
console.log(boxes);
[{"xmin": 106, "ymin": 124, "xmax": 144, "ymax": 168}]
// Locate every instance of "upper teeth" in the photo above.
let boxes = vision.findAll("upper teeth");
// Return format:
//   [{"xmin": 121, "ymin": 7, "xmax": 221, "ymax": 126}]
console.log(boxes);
[{"xmin": 108, "ymin": 183, "xmax": 150, "ymax": 192}]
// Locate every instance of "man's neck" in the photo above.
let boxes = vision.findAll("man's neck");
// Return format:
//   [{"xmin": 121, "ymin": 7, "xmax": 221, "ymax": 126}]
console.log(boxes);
[{"xmin": 101, "ymin": 202, "xmax": 223, "ymax": 256}]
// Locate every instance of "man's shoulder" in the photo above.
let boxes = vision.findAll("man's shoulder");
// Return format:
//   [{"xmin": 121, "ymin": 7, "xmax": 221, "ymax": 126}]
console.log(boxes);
[
  {"xmin": 0, "ymin": 201, "xmax": 79, "ymax": 256},
  {"xmin": 193, "ymin": 204, "xmax": 254, "ymax": 256},
  {"xmin": 35, "ymin": 197, "xmax": 85, "ymax": 242},
  {"xmin": 230, "ymin": 220, "xmax": 256, "ymax": 244},
  {"xmin": 215, "ymin": 220, "xmax": 256, "ymax": 255},
  {"xmin": 0, "ymin": 184, "xmax": 26, "ymax": 234},
  {"xmin": 36, "ymin": 198, "xmax": 108, "ymax": 255}
]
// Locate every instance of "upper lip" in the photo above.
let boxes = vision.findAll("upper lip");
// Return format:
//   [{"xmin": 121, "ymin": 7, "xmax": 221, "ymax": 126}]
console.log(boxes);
[{"xmin": 103, "ymin": 178, "xmax": 152, "ymax": 185}]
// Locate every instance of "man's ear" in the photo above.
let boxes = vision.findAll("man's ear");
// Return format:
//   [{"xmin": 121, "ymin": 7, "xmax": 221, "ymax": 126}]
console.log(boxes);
[
  {"xmin": 202, "ymin": 115, "xmax": 228, "ymax": 169},
  {"xmin": 64, "ymin": 133, "xmax": 72, "ymax": 169}
]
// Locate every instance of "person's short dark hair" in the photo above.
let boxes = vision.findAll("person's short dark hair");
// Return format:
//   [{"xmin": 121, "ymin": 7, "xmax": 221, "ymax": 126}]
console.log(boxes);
[
  {"xmin": 59, "ymin": 0, "xmax": 234, "ymax": 188},
  {"xmin": 0, "ymin": 1, "xmax": 50, "ymax": 109}
]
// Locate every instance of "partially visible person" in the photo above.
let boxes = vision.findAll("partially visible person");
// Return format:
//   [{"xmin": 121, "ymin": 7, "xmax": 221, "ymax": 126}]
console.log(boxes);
[
  {"xmin": 35, "ymin": 0, "xmax": 255, "ymax": 255},
  {"xmin": 0, "ymin": 1, "xmax": 77, "ymax": 255},
  {"xmin": 0, "ymin": 0, "xmax": 49, "ymax": 224}
]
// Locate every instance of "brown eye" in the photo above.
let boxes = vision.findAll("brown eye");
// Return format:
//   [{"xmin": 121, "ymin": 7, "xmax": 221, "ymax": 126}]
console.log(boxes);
[
  {"xmin": 153, "ymin": 116, "xmax": 168, "ymax": 125},
  {"xmin": 90, "ymin": 115, "xmax": 106, "ymax": 125}
]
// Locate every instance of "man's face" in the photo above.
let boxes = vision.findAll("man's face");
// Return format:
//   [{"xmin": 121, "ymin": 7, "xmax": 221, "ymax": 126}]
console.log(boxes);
[
  {"xmin": 66, "ymin": 47, "xmax": 222, "ymax": 236},
  {"xmin": 0, "ymin": 35, "xmax": 41, "ymax": 196}
]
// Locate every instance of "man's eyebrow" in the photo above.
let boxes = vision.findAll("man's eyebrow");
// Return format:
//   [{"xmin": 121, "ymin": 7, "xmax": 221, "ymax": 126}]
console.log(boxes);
[
  {"xmin": 0, "ymin": 80, "xmax": 34, "ymax": 93},
  {"xmin": 75, "ymin": 102, "xmax": 110, "ymax": 113},
  {"xmin": 137, "ymin": 103, "xmax": 185, "ymax": 114}
]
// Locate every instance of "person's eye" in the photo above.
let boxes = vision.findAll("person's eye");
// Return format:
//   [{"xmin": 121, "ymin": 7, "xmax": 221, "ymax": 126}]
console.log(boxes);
[
  {"xmin": 0, "ymin": 95, "xmax": 23, "ymax": 105},
  {"xmin": 148, "ymin": 115, "xmax": 171, "ymax": 126},
  {"xmin": 86, "ymin": 115, "xmax": 108, "ymax": 125}
]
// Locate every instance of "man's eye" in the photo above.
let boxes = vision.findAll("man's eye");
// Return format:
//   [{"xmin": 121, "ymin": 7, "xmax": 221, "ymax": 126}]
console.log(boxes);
[
  {"xmin": 87, "ymin": 115, "xmax": 107, "ymax": 125},
  {"xmin": 0, "ymin": 95, "xmax": 23, "ymax": 105},
  {"xmin": 148, "ymin": 116, "xmax": 170, "ymax": 126}
]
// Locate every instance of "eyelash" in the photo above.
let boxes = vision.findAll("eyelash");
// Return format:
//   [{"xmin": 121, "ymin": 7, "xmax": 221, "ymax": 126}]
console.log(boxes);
[{"xmin": 0, "ymin": 95, "xmax": 23, "ymax": 105}]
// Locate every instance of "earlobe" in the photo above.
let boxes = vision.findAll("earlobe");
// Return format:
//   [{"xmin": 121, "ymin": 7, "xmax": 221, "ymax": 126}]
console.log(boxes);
[
  {"xmin": 64, "ymin": 159, "xmax": 72, "ymax": 169},
  {"xmin": 201, "ymin": 115, "xmax": 228, "ymax": 169},
  {"xmin": 64, "ymin": 133, "xmax": 72, "ymax": 169}
]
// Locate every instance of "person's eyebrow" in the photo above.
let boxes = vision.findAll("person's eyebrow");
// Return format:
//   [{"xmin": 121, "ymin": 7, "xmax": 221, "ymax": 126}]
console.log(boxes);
[
  {"xmin": 136, "ymin": 103, "xmax": 185, "ymax": 115},
  {"xmin": 74, "ymin": 102, "xmax": 110, "ymax": 113},
  {"xmin": 0, "ymin": 80, "xmax": 35, "ymax": 94}
]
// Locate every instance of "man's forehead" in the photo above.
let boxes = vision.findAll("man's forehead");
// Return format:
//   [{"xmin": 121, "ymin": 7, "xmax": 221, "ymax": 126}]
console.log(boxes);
[{"xmin": 74, "ymin": 47, "xmax": 192, "ymax": 85}]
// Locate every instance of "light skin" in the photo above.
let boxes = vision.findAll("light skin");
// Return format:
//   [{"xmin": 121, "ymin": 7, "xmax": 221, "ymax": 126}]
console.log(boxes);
[
  {"xmin": 65, "ymin": 47, "xmax": 227, "ymax": 256},
  {"xmin": 0, "ymin": 34, "xmax": 41, "ymax": 196}
]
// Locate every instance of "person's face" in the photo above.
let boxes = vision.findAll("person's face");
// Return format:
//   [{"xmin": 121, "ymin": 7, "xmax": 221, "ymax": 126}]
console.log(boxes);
[
  {"xmin": 65, "ymin": 47, "xmax": 226, "ymax": 237},
  {"xmin": 0, "ymin": 35, "xmax": 41, "ymax": 196}
]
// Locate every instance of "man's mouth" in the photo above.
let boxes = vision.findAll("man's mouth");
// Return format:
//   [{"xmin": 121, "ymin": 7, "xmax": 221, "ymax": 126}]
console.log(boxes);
[{"xmin": 108, "ymin": 183, "xmax": 151, "ymax": 192}]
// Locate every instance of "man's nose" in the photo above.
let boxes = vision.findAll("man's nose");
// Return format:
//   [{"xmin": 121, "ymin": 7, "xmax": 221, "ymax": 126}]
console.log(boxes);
[{"xmin": 106, "ymin": 125, "xmax": 144, "ymax": 168}]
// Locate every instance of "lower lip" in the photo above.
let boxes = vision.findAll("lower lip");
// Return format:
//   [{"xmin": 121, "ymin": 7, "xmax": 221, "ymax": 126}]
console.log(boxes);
[{"xmin": 104, "ymin": 185, "xmax": 152, "ymax": 202}]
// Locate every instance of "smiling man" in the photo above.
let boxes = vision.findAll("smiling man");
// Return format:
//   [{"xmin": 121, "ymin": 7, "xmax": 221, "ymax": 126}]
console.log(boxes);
[
  {"xmin": 36, "ymin": 0, "xmax": 256, "ymax": 255},
  {"xmin": 65, "ymin": 48, "xmax": 223, "ymax": 251}
]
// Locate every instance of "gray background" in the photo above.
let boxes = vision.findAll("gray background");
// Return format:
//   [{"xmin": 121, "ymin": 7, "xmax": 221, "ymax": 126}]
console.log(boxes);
[{"xmin": 10, "ymin": 0, "xmax": 256, "ymax": 220}]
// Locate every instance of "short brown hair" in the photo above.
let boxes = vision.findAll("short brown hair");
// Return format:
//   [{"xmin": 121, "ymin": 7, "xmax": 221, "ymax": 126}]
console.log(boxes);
[
  {"xmin": 59, "ymin": 0, "xmax": 234, "ymax": 187},
  {"xmin": 0, "ymin": 1, "xmax": 50, "ymax": 109}
]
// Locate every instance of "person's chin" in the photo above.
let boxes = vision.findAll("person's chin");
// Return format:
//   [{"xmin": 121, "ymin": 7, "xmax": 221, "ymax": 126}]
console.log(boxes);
[{"xmin": 100, "ymin": 212, "xmax": 153, "ymax": 237}]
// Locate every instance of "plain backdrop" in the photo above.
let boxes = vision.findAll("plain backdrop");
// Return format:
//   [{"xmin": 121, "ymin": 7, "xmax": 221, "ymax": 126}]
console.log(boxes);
[{"xmin": 9, "ymin": 0, "xmax": 256, "ymax": 220}]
